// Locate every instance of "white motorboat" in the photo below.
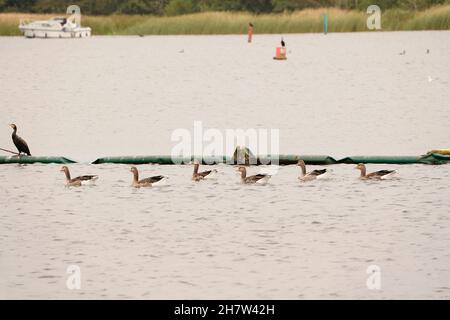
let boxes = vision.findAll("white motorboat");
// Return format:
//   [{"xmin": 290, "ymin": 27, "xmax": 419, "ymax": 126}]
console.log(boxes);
[{"xmin": 19, "ymin": 17, "xmax": 91, "ymax": 39}]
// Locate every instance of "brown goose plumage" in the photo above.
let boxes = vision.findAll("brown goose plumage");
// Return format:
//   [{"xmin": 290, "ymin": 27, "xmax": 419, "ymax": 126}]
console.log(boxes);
[
  {"xmin": 297, "ymin": 160, "xmax": 328, "ymax": 181},
  {"xmin": 192, "ymin": 160, "xmax": 217, "ymax": 181},
  {"xmin": 130, "ymin": 166, "xmax": 167, "ymax": 188},
  {"xmin": 355, "ymin": 163, "xmax": 396, "ymax": 180},
  {"xmin": 60, "ymin": 166, "xmax": 98, "ymax": 187},
  {"xmin": 237, "ymin": 166, "xmax": 271, "ymax": 184}
]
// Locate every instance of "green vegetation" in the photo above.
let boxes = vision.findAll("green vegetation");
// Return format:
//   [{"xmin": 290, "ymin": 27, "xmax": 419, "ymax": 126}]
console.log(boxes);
[
  {"xmin": 1, "ymin": 0, "xmax": 449, "ymax": 15},
  {"xmin": 1, "ymin": 4, "xmax": 449, "ymax": 36}
]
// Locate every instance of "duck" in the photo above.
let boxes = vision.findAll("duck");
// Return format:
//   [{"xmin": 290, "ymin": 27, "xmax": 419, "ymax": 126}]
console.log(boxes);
[
  {"xmin": 60, "ymin": 166, "xmax": 98, "ymax": 187},
  {"xmin": 9, "ymin": 124, "xmax": 31, "ymax": 156},
  {"xmin": 237, "ymin": 166, "xmax": 271, "ymax": 185},
  {"xmin": 130, "ymin": 166, "xmax": 167, "ymax": 188},
  {"xmin": 192, "ymin": 160, "xmax": 217, "ymax": 181},
  {"xmin": 297, "ymin": 160, "xmax": 328, "ymax": 181},
  {"xmin": 355, "ymin": 163, "xmax": 397, "ymax": 180}
]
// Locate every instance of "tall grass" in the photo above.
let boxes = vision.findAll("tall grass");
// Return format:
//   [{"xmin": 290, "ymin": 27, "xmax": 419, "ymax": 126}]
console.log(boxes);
[{"xmin": 1, "ymin": 5, "xmax": 449, "ymax": 36}]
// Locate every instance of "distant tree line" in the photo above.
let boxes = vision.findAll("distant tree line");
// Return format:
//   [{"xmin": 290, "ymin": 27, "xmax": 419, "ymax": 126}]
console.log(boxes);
[{"xmin": 0, "ymin": 0, "xmax": 447, "ymax": 15}]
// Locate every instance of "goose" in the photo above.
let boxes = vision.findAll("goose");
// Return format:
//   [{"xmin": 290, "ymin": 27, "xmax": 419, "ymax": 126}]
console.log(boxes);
[
  {"xmin": 355, "ymin": 163, "xmax": 397, "ymax": 180},
  {"xmin": 60, "ymin": 166, "xmax": 98, "ymax": 187},
  {"xmin": 237, "ymin": 166, "xmax": 271, "ymax": 185},
  {"xmin": 297, "ymin": 160, "xmax": 328, "ymax": 181},
  {"xmin": 130, "ymin": 166, "xmax": 167, "ymax": 188},
  {"xmin": 9, "ymin": 124, "xmax": 31, "ymax": 156},
  {"xmin": 192, "ymin": 160, "xmax": 217, "ymax": 181}
]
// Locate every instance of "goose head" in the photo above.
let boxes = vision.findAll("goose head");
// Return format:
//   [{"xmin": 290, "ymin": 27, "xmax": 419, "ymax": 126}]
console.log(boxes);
[
  {"xmin": 130, "ymin": 166, "xmax": 138, "ymax": 174},
  {"xmin": 297, "ymin": 160, "xmax": 305, "ymax": 167}
]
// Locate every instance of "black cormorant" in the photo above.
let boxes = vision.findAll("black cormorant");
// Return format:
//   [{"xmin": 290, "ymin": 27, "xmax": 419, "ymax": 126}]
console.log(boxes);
[
  {"xmin": 9, "ymin": 124, "xmax": 31, "ymax": 156},
  {"xmin": 281, "ymin": 38, "xmax": 285, "ymax": 47}
]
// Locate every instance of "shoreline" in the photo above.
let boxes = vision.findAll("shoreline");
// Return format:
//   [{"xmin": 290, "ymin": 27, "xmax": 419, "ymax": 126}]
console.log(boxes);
[
  {"xmin": 1, "ymin": 6, "xmax": 449, "ymax": 36},
  {"xmin": 1, "ymin": 29, "xmax": 450, "ymax": 39}
]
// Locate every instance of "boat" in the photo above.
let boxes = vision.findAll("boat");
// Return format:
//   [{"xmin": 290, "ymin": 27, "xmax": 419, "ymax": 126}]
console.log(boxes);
[{"xmin": 19, "ymin": 16, "xmax": 91, "ymax": 39}]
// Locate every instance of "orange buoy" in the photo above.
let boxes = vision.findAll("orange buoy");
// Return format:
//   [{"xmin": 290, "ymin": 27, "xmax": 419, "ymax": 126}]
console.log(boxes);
[{"xmin": 274, "ymin": 47, "xmax": 287, "ymax": 60}]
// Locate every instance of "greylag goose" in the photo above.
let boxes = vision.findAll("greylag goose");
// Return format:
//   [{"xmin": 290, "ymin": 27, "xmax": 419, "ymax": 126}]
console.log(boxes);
[
  {"xmin": 192, "ymin": 160, "xmax": 217, "ymax": 181},
  {"xmin": 355, "ymin": 163, "xmax": 397, "ymax": 180},
  {"xmin": 237, "ymin": 166, "xmax": 271, "ymax": 185},
  {"xmin": 130, "ymin": 166, "xmax": 167, "ymax": 188},
  {"xmin": 297, "ymin": 160, "xmax": 328, "ymax": 181},
  {"xmin": 9, "ymin": 124, "xmax": 31, "ymax": 156},
  {"xmin": 60, "ymin": 166, "xmax": 98, "ymax": 187}
]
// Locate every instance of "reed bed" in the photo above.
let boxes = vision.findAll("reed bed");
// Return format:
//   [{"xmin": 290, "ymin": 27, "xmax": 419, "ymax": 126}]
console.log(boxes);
[{"xmin": 1, "ymin": 5, "xmax": 449, "ymax": 36}]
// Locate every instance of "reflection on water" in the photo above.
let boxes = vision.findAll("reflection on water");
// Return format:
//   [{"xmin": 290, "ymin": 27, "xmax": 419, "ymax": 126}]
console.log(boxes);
[{"xmin": 0, "ymin": 32, "xmax": 450, "ymax": 299}]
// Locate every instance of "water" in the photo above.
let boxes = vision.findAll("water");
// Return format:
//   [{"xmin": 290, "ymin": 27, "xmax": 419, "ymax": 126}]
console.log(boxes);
[{"xmin": 0, "ymin": 32, "xmax": 449, "ymax": 299}]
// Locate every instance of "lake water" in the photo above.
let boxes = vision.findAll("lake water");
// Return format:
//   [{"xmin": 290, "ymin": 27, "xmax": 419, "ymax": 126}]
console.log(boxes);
[{"xmin": 0, "ymin": 32, "xmax": 449, "ymax": 299}]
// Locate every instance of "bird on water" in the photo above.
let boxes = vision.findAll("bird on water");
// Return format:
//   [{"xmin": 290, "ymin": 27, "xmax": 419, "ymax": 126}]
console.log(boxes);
[
  {"xmin": 355, "ymin": 163, "xmax": 397, "ymax": 180},
  {"xmin": 60, "ymin": 166, "xmax": 99, "ymax": 187},
  {"xmin": 237, "ymin": 166, "xmax": 271, "ymax": 185},
  {"xmin": 297, "ymin": 160, "xmax": 329, "ymax": 182},
  {"xmin": 9, "ymin": 124, "xmax": 31, "ymax": 156},
  {"xmin": 130, "ymin": 166, "xmax": 167, "ymax": 188},
  {"xmin": 192, "ymin": 160, "xmax": 217, "ymax": 181}
]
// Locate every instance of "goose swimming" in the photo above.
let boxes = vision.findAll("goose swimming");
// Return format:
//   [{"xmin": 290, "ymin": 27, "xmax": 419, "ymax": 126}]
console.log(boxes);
[
  {"xmin": 355, "ymin": 163, "xmax": 397, "ymax": 180},
  {"xmin": 192, "ymin": 160, "xmax": 217, "ymax": 181},
  {"xmin": 297, "ymin": 160, "xmax": 328, "ymax": 181},
  {"xmin": 9, "ymin": 124, "xmax": 31, "ymax": 156},
  {"xmin": 237, "ymin": 166, "xmax": 271, "ymax": 185},
  {"xmin": 130, "ymin": 166, "xmax": 167, "ymax": 188},
  {"xmin": 60, "ymin": 166, "xmax": 98, "ymax": 187}
]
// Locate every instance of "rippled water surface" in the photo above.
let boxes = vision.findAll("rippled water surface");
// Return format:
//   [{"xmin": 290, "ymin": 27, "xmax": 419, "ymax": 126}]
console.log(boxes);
[{"xmin": 0, "ymin": 32, "xmax": 449, "ymax": 299}]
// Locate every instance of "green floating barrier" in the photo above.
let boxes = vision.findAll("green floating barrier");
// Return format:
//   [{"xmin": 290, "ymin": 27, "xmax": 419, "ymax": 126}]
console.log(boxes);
[
  {"xmin": 418, "ymin": 153, "xmax": 450, "ymax": 165},
  {"xmin": 91, "ymin": 155, "xmax": 338, "ymax": 165},
  {"xmin": 259, "ymin": 155, "xmax": 337, "ymax": 165},
  {"xmin": 0, "ymin": 156, "xmax": 76, "ymax": 164},
  {"xmin": 2, "ymin": 153, "xmax": 448, "ymax": 166},
  {"xmin": 338, "ymin": 156, "xmax": 420, "ymax": 164},
  {"xmin": 92, "ymin": 154, "xmax": 450, "ymax": 165}
]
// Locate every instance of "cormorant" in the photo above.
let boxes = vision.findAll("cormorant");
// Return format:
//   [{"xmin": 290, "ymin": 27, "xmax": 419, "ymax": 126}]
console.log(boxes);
[
  {"xmin": 281, "ymin": 38, "xmax": 285, "ymax": 47},
  {"xmin": 9, "ymin": 124, "xmax": 31, "ymax": 156}
]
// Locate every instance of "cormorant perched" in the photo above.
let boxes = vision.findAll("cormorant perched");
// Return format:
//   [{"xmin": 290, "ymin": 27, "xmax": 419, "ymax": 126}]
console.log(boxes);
[
  {"xmin": 9, "ymin": 124, "xmax": 31, "ymax": 156},
  {"xmin": 281, "ymin": 38, "xmax": 285, "ymax": 47}
]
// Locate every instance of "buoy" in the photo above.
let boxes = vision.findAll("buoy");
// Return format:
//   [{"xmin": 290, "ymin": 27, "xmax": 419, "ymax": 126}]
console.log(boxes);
[
  {"xmin": 248, "ymin": 23, "xmax": 254, "ymax": 43},
  {"xmin": 273, "ymin": 47, "xmax": 287, "ymax": 60}
]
